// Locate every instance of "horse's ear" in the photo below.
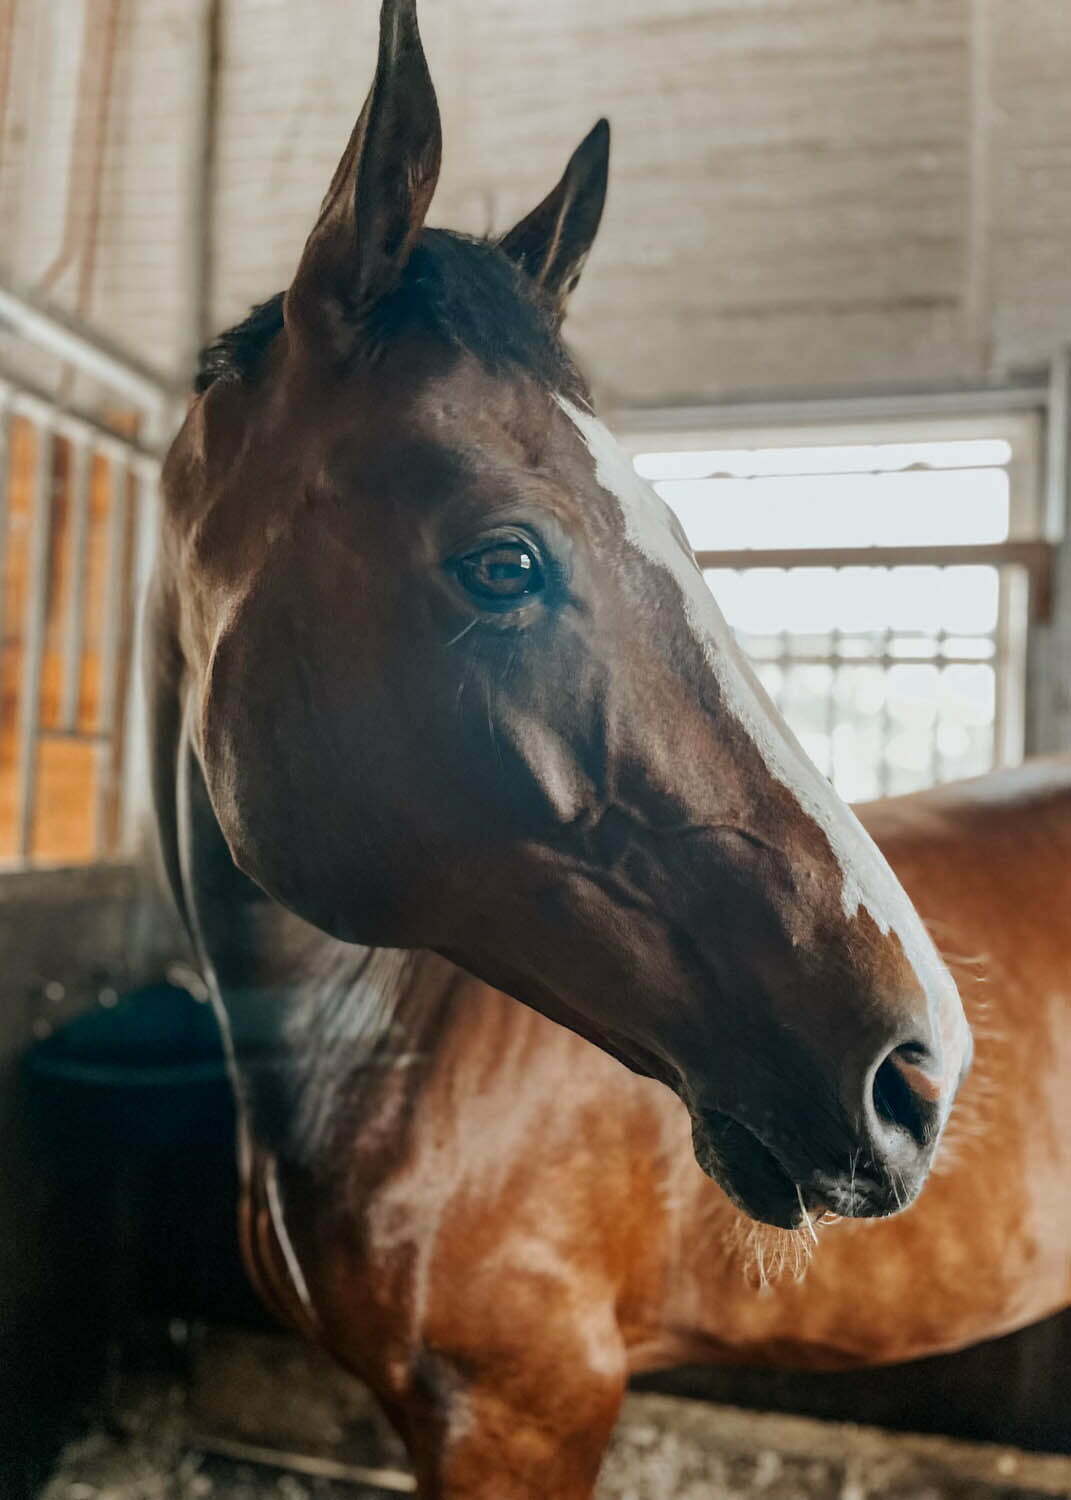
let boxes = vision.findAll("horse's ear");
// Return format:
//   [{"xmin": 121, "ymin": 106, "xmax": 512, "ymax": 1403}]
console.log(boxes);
[
  {"xmin": 285, "ymin": 0, "xmax": 441, "ymax": 354},
  {"xmin": 498, "ymin": 119, "xmax": 610, "ymax": 319}
]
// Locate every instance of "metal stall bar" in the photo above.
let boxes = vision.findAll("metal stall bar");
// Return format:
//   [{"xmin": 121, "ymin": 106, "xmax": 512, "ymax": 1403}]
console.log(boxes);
[
  {"xmin": 58, "ymin": 436, "xmax": 93, "ymax": 730},
  {"xmin": 93, "ymin": 451, "xmax": 130, "ymax": 854},
  {"xmin": 0, "ymin": 283, "xmax": 173, "ymax": 416},
  {"xmin": 16, "ymin": 422, "xmax": 56, "ymax": 857},
  {"xmin": 119, "ymin": 457, "xmax": 162, "ymax": 854},
  {"xmin": 0, "ymin": 392, "xmax": 11, "ymax": 652},
  {"xmin": 0, "ymin": 373, "xmax": 165, "ymax": 465}
]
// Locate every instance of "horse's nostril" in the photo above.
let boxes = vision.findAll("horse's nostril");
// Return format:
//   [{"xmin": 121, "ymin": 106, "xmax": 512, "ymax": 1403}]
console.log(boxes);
[{"xmin": 871, "ymin": 1042, "xmax": 940, "ymax": 1152}]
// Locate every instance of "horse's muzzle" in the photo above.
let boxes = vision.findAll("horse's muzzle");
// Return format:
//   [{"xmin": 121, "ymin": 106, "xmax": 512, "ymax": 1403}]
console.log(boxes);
[
  {"xmin": 692, "ymin": 1107, "xmax": 934, "ymax": 1230},
  {"xmin": 692, "ymin": 1030, "xmax": 965, "ymax": 1230}
]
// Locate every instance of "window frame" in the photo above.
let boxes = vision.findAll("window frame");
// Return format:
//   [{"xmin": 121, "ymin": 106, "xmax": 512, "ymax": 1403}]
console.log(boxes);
[{"xmin": 615, "ymin": 407, "xmax": 1046, "ymax": 795}]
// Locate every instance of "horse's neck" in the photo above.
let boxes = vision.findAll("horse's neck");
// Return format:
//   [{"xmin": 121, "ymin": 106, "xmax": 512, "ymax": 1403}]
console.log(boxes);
[{"xmin": 209, "ymin": 900, "xmax": 458, "ymax": 1166}]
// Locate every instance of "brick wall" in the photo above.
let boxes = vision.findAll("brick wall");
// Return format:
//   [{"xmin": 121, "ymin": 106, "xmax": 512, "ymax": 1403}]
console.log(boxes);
[{"xmin": 6, "ymin": 1, "xmax": 1071, "ymax": 405}]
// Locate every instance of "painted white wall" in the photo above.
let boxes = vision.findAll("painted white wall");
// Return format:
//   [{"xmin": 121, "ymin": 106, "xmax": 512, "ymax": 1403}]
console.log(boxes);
[
  {"xmin": 4, "ymin": 0, "xmax": 1071, "ymax": 407},
  {"xmin": 206, "ymin": 0, "xmax": 1071, "ymax": 406},
  {"xmin": 0, "ymin": 0, "xmax": 206, "ymax": 382}
]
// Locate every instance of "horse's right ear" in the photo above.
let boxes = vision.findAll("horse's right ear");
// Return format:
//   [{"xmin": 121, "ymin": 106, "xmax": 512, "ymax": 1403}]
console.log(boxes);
[{"xmin": 285, "ymin": 0, "xmax": 442, "ymax": 357}]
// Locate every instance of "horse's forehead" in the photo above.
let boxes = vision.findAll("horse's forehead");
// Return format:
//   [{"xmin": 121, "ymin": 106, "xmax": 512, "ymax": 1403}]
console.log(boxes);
[
  {"xmin": 335, "ymin": 364, "xmax": 621, "ymax": 524},
  {"xmin": 396, "ymin": 361, "xmax": 563, "ymax": 461}
]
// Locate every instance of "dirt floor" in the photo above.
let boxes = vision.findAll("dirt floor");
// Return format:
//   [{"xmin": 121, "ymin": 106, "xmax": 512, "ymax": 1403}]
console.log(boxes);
[
  {"xmin": 39, "ymin": 1374, "xmax": 391, "ymax": 1500},
  {"xmin": 36, "ymin": 1321, "xmax": 1071, "ymax": 1500},
  {"xmin": 40, "ymin": 1359, "xmax": 1071, "ymax": 1500}
]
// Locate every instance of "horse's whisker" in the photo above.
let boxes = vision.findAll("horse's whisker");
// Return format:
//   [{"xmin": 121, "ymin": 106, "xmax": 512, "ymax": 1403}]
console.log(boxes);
[
  {"xmin": 444, "ymin": 617, "xmax": 478, "ymax": 648},
  {"xmin": 796, "ymin": 1184, "xmax": 819, "ymax": 1245}
]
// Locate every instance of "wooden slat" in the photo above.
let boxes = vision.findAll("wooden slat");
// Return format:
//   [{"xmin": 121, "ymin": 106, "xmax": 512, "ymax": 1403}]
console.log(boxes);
[
  {"xmin": 0, "ymin": 411, "xmax": 146, "ymax": 864},
  {"xmin": 696, "ymin": 541, "xmax": 1054, "ymax": 620}
]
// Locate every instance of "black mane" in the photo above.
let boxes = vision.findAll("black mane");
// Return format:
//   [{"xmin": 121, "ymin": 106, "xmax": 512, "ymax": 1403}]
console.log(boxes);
[
  {"xmin": 195, "ymin": 229, "xmax": 579, "ymax": 395},
  {"xmin": 195, "ymin": 290, "xmax": 285, "ymax": 393}
]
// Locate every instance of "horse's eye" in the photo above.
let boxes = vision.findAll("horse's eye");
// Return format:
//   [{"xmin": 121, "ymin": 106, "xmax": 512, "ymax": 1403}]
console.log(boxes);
[{"xmin": 455, "ymin": 541, "xmax": 545, "ymax": 604}]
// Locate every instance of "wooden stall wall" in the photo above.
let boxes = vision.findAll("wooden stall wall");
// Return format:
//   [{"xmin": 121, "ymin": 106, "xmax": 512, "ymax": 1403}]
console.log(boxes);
[{"xmin": 0, "ymin": 415, "xmax": 139, "ymax": 864}]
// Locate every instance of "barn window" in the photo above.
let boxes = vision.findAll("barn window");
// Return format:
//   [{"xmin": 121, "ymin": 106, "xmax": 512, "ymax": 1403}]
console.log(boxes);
[{"xmin": 626, "ymin": 413, "xmax": 1044, "ymax": 801}]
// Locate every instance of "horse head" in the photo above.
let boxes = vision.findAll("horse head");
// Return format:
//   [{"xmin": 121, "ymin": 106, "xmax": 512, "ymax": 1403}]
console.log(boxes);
[{"xmin": 158, "ymin": 0, "xmax": 970, "ymax": 1229}]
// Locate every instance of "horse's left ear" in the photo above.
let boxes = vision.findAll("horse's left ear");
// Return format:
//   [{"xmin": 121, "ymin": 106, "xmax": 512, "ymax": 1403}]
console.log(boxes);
[
  {"xmin": 285, "ymin": 0, "xmax": 442, "ymax": 355},
  {"xmin": 498, "ymin": 119, "xmax": 610, "ymax": 320}
]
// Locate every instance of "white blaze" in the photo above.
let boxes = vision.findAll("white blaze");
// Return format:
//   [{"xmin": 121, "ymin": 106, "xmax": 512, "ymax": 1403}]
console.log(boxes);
[{"xmin": 556, "ymin": 395, "xmax": 953, "ymax": 1002}]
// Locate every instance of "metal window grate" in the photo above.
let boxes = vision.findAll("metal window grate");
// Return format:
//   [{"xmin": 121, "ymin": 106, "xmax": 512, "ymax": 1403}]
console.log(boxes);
[{"xmin": 629, "ymin": 419, "xmax": 1042, "ymax": 801}]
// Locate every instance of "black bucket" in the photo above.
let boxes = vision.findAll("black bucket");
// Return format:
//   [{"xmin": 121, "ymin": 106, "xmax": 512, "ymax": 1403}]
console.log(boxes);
[
  {"xmin": 26, "ymin": 982, "xmax": 232, "ymax": 1149},
  {"xmin": 24, "ymin": 983, "xmax": 260, "ymax": 1329}
]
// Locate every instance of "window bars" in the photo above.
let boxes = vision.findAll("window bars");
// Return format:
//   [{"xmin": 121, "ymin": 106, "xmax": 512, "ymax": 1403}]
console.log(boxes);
[{"xmin": 629, "ymin": 418, "xmax": 1046, "ymax": 802}]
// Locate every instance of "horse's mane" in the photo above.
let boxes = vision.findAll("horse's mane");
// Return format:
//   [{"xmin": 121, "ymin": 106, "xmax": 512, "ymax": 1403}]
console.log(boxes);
[
  {"xmin": 196, "ymin": 290, "xmax": 286, "ymax": 392},
  {"xmin": 195, "ymin": 228, "xmax": 581, "ymax": 395}
]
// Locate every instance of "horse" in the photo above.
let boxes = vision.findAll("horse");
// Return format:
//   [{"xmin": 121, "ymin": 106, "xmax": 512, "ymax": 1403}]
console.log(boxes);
[
  {"xmin": 146, "ymin": 2, "xmax": 974, "ymax": 1494},
  {"xmin": 238, "ymin": 759, "xmax": 1070, "ymax": 1497}
]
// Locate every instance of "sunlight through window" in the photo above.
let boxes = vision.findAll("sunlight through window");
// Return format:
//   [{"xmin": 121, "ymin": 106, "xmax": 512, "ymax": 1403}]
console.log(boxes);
[{"xmin": 632, "ymin": 428, "xmax": 1034, "ymax": 801}]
